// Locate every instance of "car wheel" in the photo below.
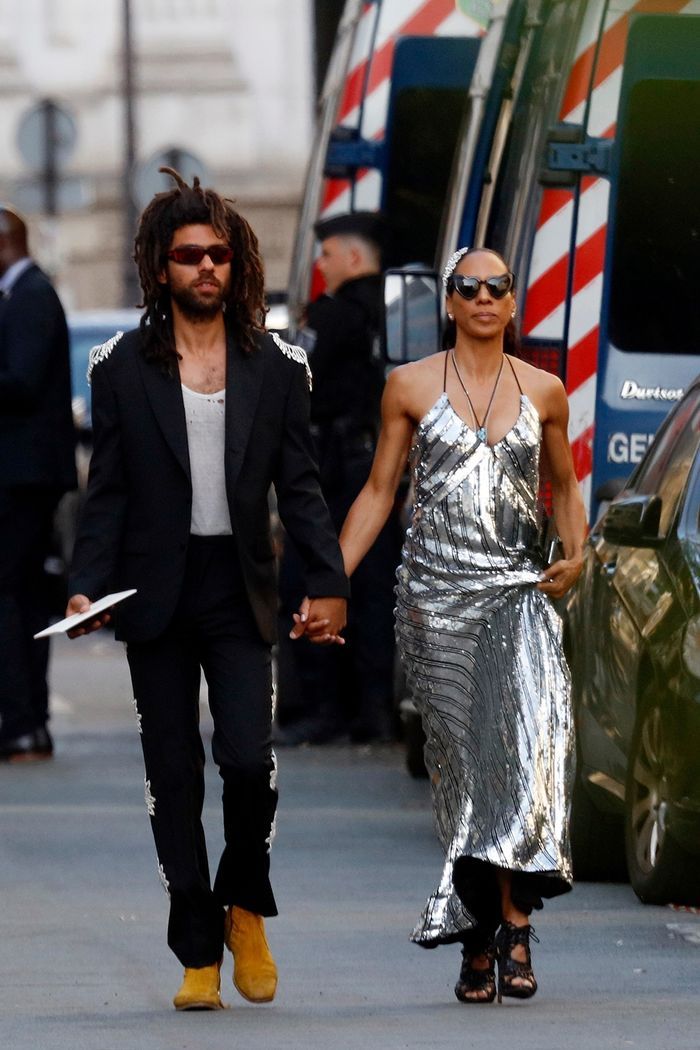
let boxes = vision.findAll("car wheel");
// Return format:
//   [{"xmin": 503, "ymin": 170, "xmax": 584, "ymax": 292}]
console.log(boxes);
[
  {"xmin": 570, "ymin": 766, "xmax": 627, "ymax": 881},
  {"xmin": 625, "ymin": 704, "xmax": 700, "ymax": 905}
]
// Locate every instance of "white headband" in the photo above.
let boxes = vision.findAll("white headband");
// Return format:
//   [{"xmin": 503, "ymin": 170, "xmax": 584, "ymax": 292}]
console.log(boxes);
[{"xmin": 442, "ymin": 246, "xmax": 470, "ymax": 288}]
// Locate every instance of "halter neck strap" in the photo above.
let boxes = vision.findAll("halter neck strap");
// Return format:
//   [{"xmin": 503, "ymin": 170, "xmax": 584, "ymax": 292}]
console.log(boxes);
[{"xmin": 505, "ymin": 354, "xmax": 523, "ymax": 394}]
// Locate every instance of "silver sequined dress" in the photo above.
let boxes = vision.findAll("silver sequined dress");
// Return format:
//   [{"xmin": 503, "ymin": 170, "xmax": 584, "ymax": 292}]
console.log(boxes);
[{"xmin": 395, "ymin": 385, "xmax": 573, "ymax": 948}]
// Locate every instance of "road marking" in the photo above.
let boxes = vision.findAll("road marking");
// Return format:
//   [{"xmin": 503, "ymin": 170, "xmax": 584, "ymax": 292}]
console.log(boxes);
[{"xmin": 667, "ymin": 923, "xmax": 700, "ymax": 946}]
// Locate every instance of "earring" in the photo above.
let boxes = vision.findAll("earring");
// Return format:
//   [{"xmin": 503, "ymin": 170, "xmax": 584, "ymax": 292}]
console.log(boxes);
[
  {"xmin": 447, "ymin": 313, "xmax": 454, "ymax": 321},
  {"xmin": 511, "ymin": 309, "xmax": 516, "ymax": 318}
]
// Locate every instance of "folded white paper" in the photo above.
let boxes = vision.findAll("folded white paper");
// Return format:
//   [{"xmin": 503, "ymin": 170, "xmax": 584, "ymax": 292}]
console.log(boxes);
[{"xmin": 33, "ymin": 589, "xmax": 137, "ymax": 639}]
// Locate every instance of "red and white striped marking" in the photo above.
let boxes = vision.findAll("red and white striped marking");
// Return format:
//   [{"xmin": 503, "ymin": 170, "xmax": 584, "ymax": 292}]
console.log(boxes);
[{"xmin": 524, "ymin": 0, "xmax": 697, "ymax": 510}]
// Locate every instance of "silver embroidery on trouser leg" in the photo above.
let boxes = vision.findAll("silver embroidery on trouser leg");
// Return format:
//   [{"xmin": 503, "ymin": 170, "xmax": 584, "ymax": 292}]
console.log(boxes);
[
  {"xmin": 266, "ymin": 750, "xmax": 278, "ymax": 848},
  {"xmin": 157, "ymin": 860, "xmax": 170, "ymax": 897},
  {"xmin": 395, "ymin": 392, "xmax": 574, "ymax": 947},
  {"xmin": 131, "ymin": 696, "xmax": 143, "ymax": 735},
  {"xmin": 144, "ymin": 776, "xmax": 156, "ymax": 817}
]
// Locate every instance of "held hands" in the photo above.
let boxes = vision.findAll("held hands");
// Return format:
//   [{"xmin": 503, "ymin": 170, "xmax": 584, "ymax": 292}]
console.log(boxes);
[
  {"xmin": 65, "ymin": 594, "xmax": 112, "ymax": 638},
  {"xmin": 537, "ymin": 556, "xmax": 583, "ymax": 599},
  {"xmin": 289, "ymin": 595, "xmax": 347, "ymax": 645}
]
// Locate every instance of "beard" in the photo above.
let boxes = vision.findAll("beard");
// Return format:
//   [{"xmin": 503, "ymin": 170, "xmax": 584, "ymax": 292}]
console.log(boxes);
[{"xmin": 170, "ymin": 278, "xmax": 229, "ymax": 320}]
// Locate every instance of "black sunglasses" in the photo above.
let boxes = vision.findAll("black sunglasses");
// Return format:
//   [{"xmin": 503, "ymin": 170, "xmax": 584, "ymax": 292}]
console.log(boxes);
[
  {"xmin": 167, "ymin": 244, "xmax": 234, "ymax": 266},
  {"xmin": 448, "ymin": 272, "xmax": 515, "ymax": 300}
]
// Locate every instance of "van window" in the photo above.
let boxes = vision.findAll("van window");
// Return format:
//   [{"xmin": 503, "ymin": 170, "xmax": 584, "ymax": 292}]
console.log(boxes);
[
  {"xmin": 382, "ymin": 37, "xmax": 479, "ymax": 270},
  {"xmin": 608, "ymin": 79, "xmax": 700, "ymax": 355},
  {"xmin": 384, "ymin": 86, "xmax": 470, "ymax": 268}
]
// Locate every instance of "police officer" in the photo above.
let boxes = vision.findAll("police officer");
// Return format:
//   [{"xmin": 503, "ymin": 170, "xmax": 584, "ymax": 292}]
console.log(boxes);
[{"xmin": 279, "ymin": 212, "xmax": 400, "ymax": 744}]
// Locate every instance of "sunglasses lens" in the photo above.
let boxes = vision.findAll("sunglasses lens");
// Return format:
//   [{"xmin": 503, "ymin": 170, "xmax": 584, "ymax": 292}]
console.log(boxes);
[
  {"xmin": 487, "ymin": 274, "xmax": 513, "ymax": 298},
  {"xmin": 170, "ymin": 247, "xmax": 204, "ymax": 264},
  {"xmin": 207, "ymin": 246, "xmax": 233, "ymax": 264},
  {"xmin": 169, "ymin": 248, "xmax": 191, "ymax": 263},
  {"xmin": 454, "ymin": 276, "xmax": 479, "ymax": 300}
]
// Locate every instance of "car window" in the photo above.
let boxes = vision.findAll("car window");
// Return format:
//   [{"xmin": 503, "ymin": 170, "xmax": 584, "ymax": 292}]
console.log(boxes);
[
  {"xmin": 633, "ymin": 387, "xmax": 700, "ymax": 537},
  {"xmin": 681, "ymin": 450, "xmax": 700, "ymax": 544}
]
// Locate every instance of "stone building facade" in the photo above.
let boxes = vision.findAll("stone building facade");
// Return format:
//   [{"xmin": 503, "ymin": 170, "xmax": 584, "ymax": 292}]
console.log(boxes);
[{"xmin": 0, "ymin": 0, "xmax": 314, "ymax": 308}]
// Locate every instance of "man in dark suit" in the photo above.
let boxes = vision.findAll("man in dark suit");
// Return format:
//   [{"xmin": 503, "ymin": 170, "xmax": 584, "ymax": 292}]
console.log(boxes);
[
  {"xmin": 0, "ymin": 205, "xmax": 77, "ymax": 762},
  {"xmin": 66, "ymin": 170, "xmax": 348, "ymax": 1012}
]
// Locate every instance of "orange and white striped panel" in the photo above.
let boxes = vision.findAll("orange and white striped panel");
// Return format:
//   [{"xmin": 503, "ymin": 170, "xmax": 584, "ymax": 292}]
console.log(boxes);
[{"xmin": 524, "ymin": 0, "xmax": 696, "ymax": 510}]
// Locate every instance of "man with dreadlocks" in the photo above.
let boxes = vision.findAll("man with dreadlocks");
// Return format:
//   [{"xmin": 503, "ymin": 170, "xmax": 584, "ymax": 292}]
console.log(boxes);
[{"xmin": 66, "ymin": 170, "xmax": 348, "ymax": 1010}]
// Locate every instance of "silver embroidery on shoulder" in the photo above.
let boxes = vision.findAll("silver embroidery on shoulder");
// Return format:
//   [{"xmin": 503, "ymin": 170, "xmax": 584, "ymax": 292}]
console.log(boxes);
[
  {"xmin": 144, "ymin": 776, "xmax": 156, "ymax": 817},
  {"xmin": 271, "ymin": 331, "xmax": 313, "ymax": 392},
  {"xmin": 157, "ymin": 860, "xmax": 170, "ymax": 898},
  {"xmin": 87, "ymin": 330, "xmax": 125, "ymax": 383}
]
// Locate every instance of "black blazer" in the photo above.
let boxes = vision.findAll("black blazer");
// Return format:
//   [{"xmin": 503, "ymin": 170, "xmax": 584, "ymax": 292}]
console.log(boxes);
[
  {"xmin": 69, "ymin": 327, "xmax": 349, "ymax": 644},
  {"xmin": 0, "ymin": 263, "xmax": 77, "ymax": 491}
]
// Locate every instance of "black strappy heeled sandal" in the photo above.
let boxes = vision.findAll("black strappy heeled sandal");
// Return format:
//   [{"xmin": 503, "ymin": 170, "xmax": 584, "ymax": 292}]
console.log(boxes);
[
  {"xmin": 495, "ymin": 921, "xmax": 539, "ymax": 1002},
  {"xmin": 454, "ymin": 940, "xmax": 497, "ymax": 1004}
]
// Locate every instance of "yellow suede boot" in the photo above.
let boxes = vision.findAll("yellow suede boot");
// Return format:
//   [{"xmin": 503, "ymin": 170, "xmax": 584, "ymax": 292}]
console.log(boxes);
[
  {"xmin": 173, "ymin": 962, "xmax": 225, "ymax": 1011},
  {"xmin": 224, "ymin": 906, "xmax": 278, "ymax": 1002}
]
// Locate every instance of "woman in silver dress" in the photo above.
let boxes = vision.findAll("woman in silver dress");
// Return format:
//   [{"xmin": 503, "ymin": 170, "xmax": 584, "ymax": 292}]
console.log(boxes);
[{"xmin": 322, "ymin": 246, "xmax": 587, "ymax": 1003}]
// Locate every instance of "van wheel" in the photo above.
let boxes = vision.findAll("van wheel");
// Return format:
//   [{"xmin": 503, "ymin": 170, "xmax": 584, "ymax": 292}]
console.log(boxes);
[
  {"xmin": 625, "ymin": 704, "xmax": 700, "ymax": 905},
  {"xmin": 570, "ymin": 767, "xmax": 627, "ymax": 881}
]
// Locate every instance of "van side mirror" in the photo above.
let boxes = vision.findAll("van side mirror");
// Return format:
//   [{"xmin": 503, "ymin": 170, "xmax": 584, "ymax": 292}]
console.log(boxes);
[
  {"xmin": 382, "ymin": 268, "xmax": 441, "ymax": 365},
  {"xmin": 602, "ymin": 494, "xmax": 662, "ymax": 547}
]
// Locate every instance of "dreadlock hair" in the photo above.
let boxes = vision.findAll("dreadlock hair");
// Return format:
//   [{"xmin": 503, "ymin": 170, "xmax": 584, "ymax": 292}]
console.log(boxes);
[
  {"xmin": 134, "ymin": 167, "xmax": 266, "ymax": 372},
  {"xmin": 441, "ymin": 246, "xmax": 521, "ymax": 357}
]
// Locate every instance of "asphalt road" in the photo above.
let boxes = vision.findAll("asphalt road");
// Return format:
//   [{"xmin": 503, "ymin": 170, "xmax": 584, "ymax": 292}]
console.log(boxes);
[{"xmin": 0, "ymin": 634, "xmax": 698, "ymax": 1050}]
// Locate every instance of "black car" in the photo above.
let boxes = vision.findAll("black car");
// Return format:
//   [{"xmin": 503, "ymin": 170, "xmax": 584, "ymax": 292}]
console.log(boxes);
[
  {"xmin": 566, "ymin": 376, "xmax": 700, "ymax": 905},
  {"xmin": 67, "ymin": 309, "xmax": 142, "ymax": 433}
]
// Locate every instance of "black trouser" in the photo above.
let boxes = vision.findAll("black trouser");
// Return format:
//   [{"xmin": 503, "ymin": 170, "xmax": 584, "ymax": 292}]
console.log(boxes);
[
  {"xmin": 126, "ymin": 536, "xmax": 278, "ymax": 968},
  {"xmin": 0, "ymin": 486, "xmax": 60, "ymax": 742}
]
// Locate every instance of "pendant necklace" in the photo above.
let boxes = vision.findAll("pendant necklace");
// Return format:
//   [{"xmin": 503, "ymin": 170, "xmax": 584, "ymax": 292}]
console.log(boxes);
[{"xmin": 451, "ymin": 350, "xmax": 504, "ymax": 444}]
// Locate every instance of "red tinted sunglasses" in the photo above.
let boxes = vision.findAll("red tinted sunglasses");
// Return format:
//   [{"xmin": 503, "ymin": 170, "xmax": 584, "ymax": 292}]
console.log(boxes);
[{"xmin": 167, "ymin": 244, "xmax": 234, "ymax": 266}]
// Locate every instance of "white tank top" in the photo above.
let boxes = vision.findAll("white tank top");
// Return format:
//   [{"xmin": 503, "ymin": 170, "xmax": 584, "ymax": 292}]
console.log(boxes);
[{"xmin": 181, "ymin": 385, "xmax": 232, "ymax": 536}]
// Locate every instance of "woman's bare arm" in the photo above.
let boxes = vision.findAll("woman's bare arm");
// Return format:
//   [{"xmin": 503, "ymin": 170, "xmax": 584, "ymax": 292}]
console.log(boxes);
[
  {"xmin": 537, "ymin": 377, "xmax": 588, "ymax": 598},
  {"xmin": 290, "ymin": 367, "xmax": 416, "ymax": 641},
  {"xmin": 339, "ymin": 368, "xmax": 415, "ymax": 575}
]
